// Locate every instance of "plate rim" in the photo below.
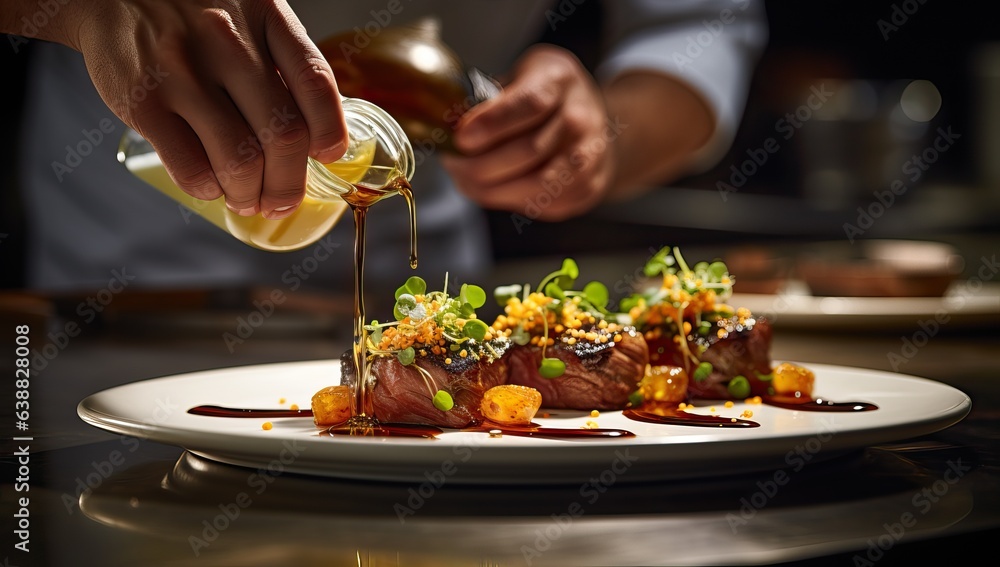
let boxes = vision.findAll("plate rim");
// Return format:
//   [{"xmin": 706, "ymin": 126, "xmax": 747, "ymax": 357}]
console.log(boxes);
[{"xmin": 77, "ymin": 359, "xmax": 972, "ymax": 483}]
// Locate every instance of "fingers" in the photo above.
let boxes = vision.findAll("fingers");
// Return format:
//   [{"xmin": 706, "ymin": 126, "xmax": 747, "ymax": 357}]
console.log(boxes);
[
  {"xmin": 265, "ymin": 3, "xmax": 348, "ymax": 164},
  {"xmin": 135, "ymin": 2, "xmax": 348, "ymax": 220},
  {"xmin": 453, "ymin": 59, "xmax": 566, "ymax": 155},
  {"xmin": 142, "ymin": 113, "xmax": 224, "ymax": 202},
  {"xmin": 166, "ymin": 72, "xmax": 266, "ymax": 216},
  {"xmin": 443, "ymin": 44, "xmax": 616, "ymax": 221},
  {"xmin": 443, "ymin": 138, "xmax": 613, "ymax": 222},
  {"xmin": 196, "ymin": 4, "xmax": 341, "ymax": 219},
  {"xmin": 218, "ymin": 52, "xmax": 311, "ymax": 218},
  {"xmin": 442, "ymin": 111, "xmax": 566, "ymax": 187}
]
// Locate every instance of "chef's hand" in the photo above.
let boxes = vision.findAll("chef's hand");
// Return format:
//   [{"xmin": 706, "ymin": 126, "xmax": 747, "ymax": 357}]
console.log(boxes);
[
  {"xmin": 441, "ymin": 45, "xmax": 615, "ymax": 221},
  {"xmin": 441, "ymin": 44, "xmax": 716, "ymax": 222},
  {"xmin": 8, "ymin": 0, "xmax": 348, "ymax": 219}
]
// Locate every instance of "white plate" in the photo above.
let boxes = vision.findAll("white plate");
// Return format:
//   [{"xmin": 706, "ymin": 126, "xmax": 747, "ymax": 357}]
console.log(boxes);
[
  {"xmin": 730, "ymin": 281, "xmax": 1000, "ymax": 330},
  {"xmin": 78, "ymin": 360, "xmax": 971, "ymax": 484}
]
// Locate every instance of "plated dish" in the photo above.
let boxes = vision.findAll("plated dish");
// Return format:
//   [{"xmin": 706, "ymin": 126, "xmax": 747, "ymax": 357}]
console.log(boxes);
[
  {"xmin": 308, "ymin": 248, "xmax": 864, "ymax": 435},
  {"xmin": 78, "ymin": 359, "xmax": 970, "ymax": 483},
  {"xmin": 79, "ymin": 247, "xmax": 972, "ymax": 482}
]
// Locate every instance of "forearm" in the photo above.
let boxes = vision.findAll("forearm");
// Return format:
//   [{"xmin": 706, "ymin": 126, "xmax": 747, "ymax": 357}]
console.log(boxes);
[
  {"xmin": 603, "ymin": 71, "xmax": 716, "ymax": 201},
  {"xmin": 0, "ymin": 0, "xmax": 93, "ymax": 49}
]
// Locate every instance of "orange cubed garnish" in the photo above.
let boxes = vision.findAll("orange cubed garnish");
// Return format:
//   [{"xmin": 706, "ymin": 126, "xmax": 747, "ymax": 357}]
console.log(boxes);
[{"xmin": 772, "ymin": 362, "xmax": 815, "ymax": 397}]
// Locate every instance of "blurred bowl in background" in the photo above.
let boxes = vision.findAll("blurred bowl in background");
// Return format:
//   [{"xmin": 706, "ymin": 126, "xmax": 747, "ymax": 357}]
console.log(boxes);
[{"xmin": 796, "ymin": 239, "xmax": 964, "ymax": 297}]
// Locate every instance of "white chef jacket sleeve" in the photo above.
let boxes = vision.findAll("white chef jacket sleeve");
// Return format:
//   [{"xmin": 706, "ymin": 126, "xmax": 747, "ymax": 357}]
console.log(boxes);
[{"xmin": 596, "ymin": 0, "xmax": 769, "ymax": 172}]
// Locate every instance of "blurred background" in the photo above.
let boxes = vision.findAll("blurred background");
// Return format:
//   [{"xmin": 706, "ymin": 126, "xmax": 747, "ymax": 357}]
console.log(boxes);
[
  {"xmin": 1, "ymin": 0, "xmax": 998, "ymax": 325},
  {"xmin": 489, "ymin": 0, "xmax": 1000, "ymax": 255}
]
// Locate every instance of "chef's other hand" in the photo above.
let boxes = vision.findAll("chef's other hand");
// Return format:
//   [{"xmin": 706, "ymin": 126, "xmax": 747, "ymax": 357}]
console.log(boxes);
[
  {"xmin": 441, "ymin": 45, "xmax": 616, "ymax": 222},
  {"xmin": 440, "ymin": 43, "xmax": 718, "ymax": 224}
]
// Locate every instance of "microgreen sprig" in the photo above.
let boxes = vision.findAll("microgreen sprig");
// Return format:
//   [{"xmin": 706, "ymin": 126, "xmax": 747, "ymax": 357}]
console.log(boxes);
[
  {"xmin": 620, "ymin": 246, "xmax": 735, "ymax": 316},
  {"xmin": 364, "ymin": 274, "xmax": 500, "ymax": 413},
  {"xmin": 493, "ymin": 257, "xmax": 612, "ymax": 379},
  {"xmin": 536, "ymin": 258, "xmax": 610, "ymax": 316},
  {"xmin": 619, "ymin": 246, "xmax": 739, "ymax": 377},
  {"xmin": 367, "ymin": 274, "xmax": 494, "ymax": 363},
  {"xmin": 643, "ymin": 246, "xmax": 734, "ymax": 299}
]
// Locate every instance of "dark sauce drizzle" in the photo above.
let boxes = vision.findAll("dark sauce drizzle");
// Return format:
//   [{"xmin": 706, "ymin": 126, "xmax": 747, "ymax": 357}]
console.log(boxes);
[
  {"xmin": 186, "ymin": 405, "xmax": 634, "ymax": 438},
  {"xmin": 763, "ymin": 396, "xmax": 879, "ymax": 412},
  {"xmin": 468, "ymin": 423, "xmax": 635, "ymax": 440},
  {"xmin": 623, "ymin": 406, "xmax": 759, "ymax": 428},
  {"xmin": 187, "ymin": 392, "xmax": 878, "ymax": 438},
  {"xmin": 188, "ymin": 405, "xmax": 313, "ymax": 419}
]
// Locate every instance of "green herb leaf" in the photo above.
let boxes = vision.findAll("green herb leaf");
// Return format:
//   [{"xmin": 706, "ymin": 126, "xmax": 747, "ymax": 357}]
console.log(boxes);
[
  {"xmin": 397, "ymin": 346, "xmax": 415, "ymax": 366},
  {"xmin": 537, "ymin": 258, "xmax": 579, "ymax": 295},
  {"xmin": 405, "ymin": 276, "xmax": 426, "ymax": 295},
  {"xmin": 369, "ymin": 321, "xmax": 382, "ymax": 345},
  {"xmin": 555, "ymin": 258, "xmax": 579, "ymax": 290},
  {"xmin": 643, "ymin": 246, "xmax": 673, "ymax": 277},
  {"xmin": 460, "ymin": 283, "xmax": 486, "ymax": 309},
  {"xmin": 544, "ymin": 282, "xmax": 565, "ymax": 300},
  {"xmin": 463, "ymin": 319, "xmax": 489, "ymax": 342},
  {"xmin": 395, "ymin": 276, "xmax": 427, "ymax": 301},
  {"xmin": 619, "ymin": 294, "xmax": 643, "ymax": 313},
  {"xmin": 709, "ymin": 261, "xmax": 728, "ymax": 279},
  {"xmin": 459, "ymin": 302, "xmax": 476, "ymax": 318},
  {"xmin": 582, "ymin": 281, "xmax": 609, "ymax": 309},
  {"xmin": 539, "ymin": 357, "xmax": 566, "ymax": 379},
  {"xmin": 432, "ymin": 390, "xmax": 454, "ymax": 411},
  {"xmin": 562, "ymin": 258, "xmax": 579, "ymax": 280}
]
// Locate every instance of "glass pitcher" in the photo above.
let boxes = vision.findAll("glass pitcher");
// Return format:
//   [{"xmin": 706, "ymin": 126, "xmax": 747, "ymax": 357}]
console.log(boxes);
[{"xmin": 117, "ymin": 97, "xmax": 415, "ymax": 252}]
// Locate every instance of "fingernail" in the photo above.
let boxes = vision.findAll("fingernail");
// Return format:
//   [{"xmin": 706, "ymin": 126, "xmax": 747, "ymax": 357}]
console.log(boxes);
[
  {"xmin": 264, "ymin": 204, "xmax": 297, "ymax": 219},
  {"xmin": 226, "ymin": 203, "xmax": 258, "ymax": 216},
  {"xmin": 315, "ymin": 140, "xmax": 346, "ymax": 163}
]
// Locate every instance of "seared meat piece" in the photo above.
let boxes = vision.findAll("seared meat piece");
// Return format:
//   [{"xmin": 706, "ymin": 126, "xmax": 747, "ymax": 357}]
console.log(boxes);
[
  {"xmin": 645, "ymin": 316, "xmax": 773, "ymax": 400},
  {"xmin": 506, "ymin": 327, "xmax": 648, "ymax": 410},
  {"xmin": 341, "ymin": 347, "xmax": 510, "ymax": 428},
  {"xmin": 696, "ymin": 317, "xmax": 773, "ymax": 398}
]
